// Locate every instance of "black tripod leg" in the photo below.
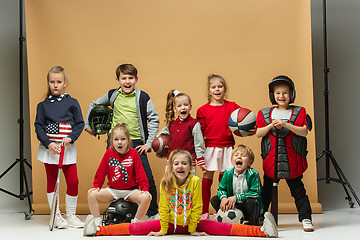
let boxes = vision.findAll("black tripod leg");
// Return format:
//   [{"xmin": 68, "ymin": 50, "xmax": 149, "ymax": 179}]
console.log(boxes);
[
  {"xmin": 21, "ymin": 161, "xmax": 34, "ymax": 220},
  {"xmin": 329, "ymin": 153, "xmax": 360, "ymax": 207},
  {"xmin": 0, "ymin": 160, "xmax": 19, "ymax": 179}
]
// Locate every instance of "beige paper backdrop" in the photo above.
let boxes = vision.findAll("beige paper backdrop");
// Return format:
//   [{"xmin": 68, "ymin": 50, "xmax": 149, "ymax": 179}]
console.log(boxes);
[{"xmin": 25, "ymin": 0, "xmax": 321, "ymax": 214}]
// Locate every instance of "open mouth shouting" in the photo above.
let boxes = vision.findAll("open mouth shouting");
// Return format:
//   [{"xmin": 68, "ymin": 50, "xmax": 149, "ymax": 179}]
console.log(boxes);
[{"xmin": 235, "ymin": 159, "xmax": 243, "ymax": 167}]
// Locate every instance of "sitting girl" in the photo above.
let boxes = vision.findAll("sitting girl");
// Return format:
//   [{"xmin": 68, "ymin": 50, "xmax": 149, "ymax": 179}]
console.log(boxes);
[{"xmin": 86, "ymin": 123, "xmax": 152, "ymax": 226}]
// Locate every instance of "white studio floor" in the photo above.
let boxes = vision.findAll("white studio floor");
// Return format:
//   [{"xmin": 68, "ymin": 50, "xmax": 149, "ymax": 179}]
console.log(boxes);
[{"xmin": 1, "ymin": 208, "xmax": 360, "ymax": 240}]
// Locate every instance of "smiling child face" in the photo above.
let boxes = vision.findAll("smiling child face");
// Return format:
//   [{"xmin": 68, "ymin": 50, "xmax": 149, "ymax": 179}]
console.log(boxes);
[
  {"xmin": 172, "ymin": 153, "xmax": 191, "ymax": 186},
  {"xmin": 174, "ymin": 95, "xmax": 192, "ymax": 120},
  {"xmin": 273, "ymin": 84, "xmax": 291, "ymax": 110},
  {"xmin": 208, "ymin": 77, "xmax": 226, "ymax": 103},
  {"xmin": 117, "ymin": 72, "xmax": 138, "ymax": 94}
]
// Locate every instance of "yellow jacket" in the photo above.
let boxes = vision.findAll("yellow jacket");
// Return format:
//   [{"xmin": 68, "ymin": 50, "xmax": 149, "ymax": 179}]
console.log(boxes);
[{"xmin": 159, "ymin": 173, "xmax": 202, "ymax": 233}]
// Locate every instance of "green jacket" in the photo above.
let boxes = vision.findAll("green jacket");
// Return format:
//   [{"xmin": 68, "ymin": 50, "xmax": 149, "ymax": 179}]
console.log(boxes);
[{"xmin": 217, "ymin": 167, "xmax": 264, "ymax": 214}]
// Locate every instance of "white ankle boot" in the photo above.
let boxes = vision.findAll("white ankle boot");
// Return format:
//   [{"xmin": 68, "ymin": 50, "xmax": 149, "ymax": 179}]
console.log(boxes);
[
  {"xmin": 47, "ymin": 192, "xmax": 68, "ymax": 229},
  {"xmin": 65, "ymin": 194, "xmax": 84, "ymax": 228}
]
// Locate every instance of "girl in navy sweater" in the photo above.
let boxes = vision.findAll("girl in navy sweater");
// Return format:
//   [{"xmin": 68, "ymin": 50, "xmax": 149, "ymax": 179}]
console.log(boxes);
[{"xmin": 35, "ymin": 66, "xmax": 84, "ymax": 229}]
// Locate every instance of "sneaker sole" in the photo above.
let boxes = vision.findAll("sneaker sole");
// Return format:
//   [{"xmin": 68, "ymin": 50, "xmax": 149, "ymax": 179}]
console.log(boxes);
[
  {"xmin": 83, "ymin": 215, "xmax": 94, "ymax": 236},
  {"xmin": 264, "ymin": 212, "xmax": 278, "ymax": 238},
  {"xmin": 304, "ymin": 228, "xmax": 314, "ymax": 232}
]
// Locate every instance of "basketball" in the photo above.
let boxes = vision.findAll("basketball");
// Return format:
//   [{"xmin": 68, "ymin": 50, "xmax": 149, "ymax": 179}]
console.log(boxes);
[
  {"xmin": 151, "ymin": 134, "xmax": 171, "ymax": 157},
  {"xmin": 228, "ymin": 108, "xmax": 256, "ymax": 137}
]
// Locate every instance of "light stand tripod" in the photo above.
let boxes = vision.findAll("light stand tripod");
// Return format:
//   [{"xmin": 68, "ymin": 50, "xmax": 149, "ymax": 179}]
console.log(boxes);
[
  {"xmin": 0, "ymin": 0, "xmax": 34, "ymax": 219},
  {"xmin": 316, "ymin": 0, "xmax": 360, "ymax": 208}
]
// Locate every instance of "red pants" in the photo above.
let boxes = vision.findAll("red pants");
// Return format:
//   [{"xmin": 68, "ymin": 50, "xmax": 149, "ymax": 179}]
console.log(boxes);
[
  {"xmin": 96, "ymin": 220, "xmax": 265, "ymax": 237},
  {"xmin": 44, "ymin": 163, "xmax": 79, "ymax": 196}
]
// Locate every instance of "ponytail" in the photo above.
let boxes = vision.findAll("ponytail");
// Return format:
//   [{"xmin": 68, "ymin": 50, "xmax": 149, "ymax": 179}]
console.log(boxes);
[{"xmin": 165, "ymin": 90, "xmax": 179, "ymax": 128}]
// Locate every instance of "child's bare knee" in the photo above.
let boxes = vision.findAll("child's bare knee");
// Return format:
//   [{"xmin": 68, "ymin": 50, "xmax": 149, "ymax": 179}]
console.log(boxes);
[
  {"xmin": 87, "ymin": 190, "xmax": 97, "ymax": 200},
  {"xmin": 142, "ymin": 193, "xmax": 151, "ymax": 203}
]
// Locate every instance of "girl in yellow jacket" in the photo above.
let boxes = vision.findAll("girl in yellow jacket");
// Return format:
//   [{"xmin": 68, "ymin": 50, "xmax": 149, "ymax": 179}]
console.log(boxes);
[{"xmin": 83, "ymin": 150, "xmax": 278, "ymax": 237}]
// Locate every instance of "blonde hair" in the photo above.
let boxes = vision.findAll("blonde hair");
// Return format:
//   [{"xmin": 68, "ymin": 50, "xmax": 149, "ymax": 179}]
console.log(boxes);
[
  {"xmin": 46, "ymin": 65, "xmax": 67, "ymax": 97},
  {"xmin": 160, "ymin": 150, "xmax": 193, "ymax": 196},
  {"xmin": 110, "ymin": 123, "xmax": 133, "ymax": 153},
  {"xmin": 207, "ymin": 74, "xmax": 227, "ymax": 103},
  {"xmin": 164, "ymin": 90, "xmax": 191, "ymax": 128},
  {"xmin": 232, "ymin": 144, "xmax": 255, "ymax": 162}
]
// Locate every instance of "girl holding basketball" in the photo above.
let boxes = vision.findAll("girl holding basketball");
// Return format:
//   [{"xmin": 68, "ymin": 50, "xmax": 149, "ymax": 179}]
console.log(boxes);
[
  {"xmin": 157, "ymin": 90, "xmax": 205, "ymax": 175},
  {"xmin": 196, "ymin": 74, "xmax": 252, "ymax": 220},
  {"xmin": 35, "ymin": 66, "xmax": 84, "ymax": 229},
  {"xmin": 83, "ymin": 150, "xmax": 278, "ymax": 237}
]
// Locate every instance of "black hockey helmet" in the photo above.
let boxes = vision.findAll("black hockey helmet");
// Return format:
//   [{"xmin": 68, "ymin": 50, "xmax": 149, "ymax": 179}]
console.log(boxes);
[
  {"xmin": 268, "ymin": 75, "xmax": 296, "ymax": 105},
  {"xmin": 102, "ymin": 198, "xmax": 138, "ymax": 225},
  {"xmin": 88, "ymin": 105, "xmax": 113, "ymax": 136}
]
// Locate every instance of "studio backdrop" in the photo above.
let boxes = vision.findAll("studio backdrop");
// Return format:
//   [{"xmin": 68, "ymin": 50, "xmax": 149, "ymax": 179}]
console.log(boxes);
[{"xmin": 25, "ymin": 0, "xmax": 321, "ymax": 214}]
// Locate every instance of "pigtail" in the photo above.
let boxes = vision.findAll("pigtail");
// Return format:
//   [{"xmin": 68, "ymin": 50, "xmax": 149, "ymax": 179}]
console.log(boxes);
[
  {"xmin": 160, "ymin": 161, "xmax": 175, "ymax": 196},
  {"xmin": 165, "ymin": 89, "xmax": 179, "ymax": 128}
]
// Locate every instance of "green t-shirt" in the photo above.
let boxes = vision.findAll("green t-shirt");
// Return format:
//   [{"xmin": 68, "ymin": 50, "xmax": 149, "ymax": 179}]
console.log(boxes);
[{"xmin": 111, "ymin": 89, "xmax": 141, "ymax": 139}]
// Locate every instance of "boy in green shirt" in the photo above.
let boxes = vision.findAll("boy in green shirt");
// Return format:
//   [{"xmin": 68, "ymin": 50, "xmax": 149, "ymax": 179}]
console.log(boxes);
[
  {"xmin": 85, "ymin": 64, "xmax": 159, "ymax": 219},
  {"xmin": 211, "ymin": 144, "xmax": 263, "ymax": 226}
]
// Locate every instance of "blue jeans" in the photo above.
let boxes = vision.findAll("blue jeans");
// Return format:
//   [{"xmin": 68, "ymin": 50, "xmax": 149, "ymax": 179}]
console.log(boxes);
[{"xmin": 107, "ymin": 136, "xmax": 159, "ymax": 216}]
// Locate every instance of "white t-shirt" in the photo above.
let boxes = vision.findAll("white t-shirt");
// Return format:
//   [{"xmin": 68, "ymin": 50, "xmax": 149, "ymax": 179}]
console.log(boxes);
[{"xmin": 271, "ymin": 108, "xmax": 292, "ymax": 122}]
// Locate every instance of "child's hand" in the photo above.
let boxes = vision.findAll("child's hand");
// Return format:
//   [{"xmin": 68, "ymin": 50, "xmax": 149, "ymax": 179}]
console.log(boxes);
[
  {"xmin": 85, "ymin": 128, "xmax": 96, "ymax": 136},
  {"xmin": 227, "ymin": 196, "xmax": 237, "ymax": 210},
  {"xmin": 220, "ymin": 197, "xmax": 229, "ymax": 212},
  {"xmin": 190, "ymin": 231, "xmax": 209, "ymax": 236},
  {"xmin": 135, "ymin": 145, "xmax": 150, "ymax": 155},
  {"xmin": 88, "ymin": 188, "xmax": 100, "ymax": 194},
  {"xmin": 62, "ymin": 137, "xmax": 72, "ymax": 147},
  {"xmin": 199, "ymin": 165, "xmax": 207, "ymax": 173},
  {"xmin": 147, "ymin": 231, "xmax": 165, "ymax": 237},
  {"xmin": 272, "ymin": 119, "xmax": 286, "ymax": 129},
  {"xmin": 48, "ymin": 142, "xmax": 61, "ymax": 155}
]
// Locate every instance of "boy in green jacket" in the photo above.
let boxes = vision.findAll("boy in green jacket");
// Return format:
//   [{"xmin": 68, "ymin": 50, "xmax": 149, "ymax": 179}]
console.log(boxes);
[{"xmin": 211, "ymin": 144, "xmax": 263, "ymax": 226}]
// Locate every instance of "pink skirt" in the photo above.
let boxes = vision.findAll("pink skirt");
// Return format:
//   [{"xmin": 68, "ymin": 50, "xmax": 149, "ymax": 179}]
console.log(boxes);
[{"xmin": 204, "ymin": 147, "xmax": 233, "ymax": 172}]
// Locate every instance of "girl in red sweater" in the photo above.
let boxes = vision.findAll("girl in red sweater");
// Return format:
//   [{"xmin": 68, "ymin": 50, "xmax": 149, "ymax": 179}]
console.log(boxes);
[
  {"xmin": 87, "ymin": 123, "xmax": 152, "ymax": 226},
  {"xmin": 157, "ymin": 90, "xmax": 206, "ymax": 175},
  {"xmin": 196, "ymin": 74, "xmax": 242, "ymax": 219}
]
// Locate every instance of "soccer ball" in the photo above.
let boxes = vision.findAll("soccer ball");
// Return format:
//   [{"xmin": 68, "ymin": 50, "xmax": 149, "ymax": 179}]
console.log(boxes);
[{"xmin": 216, "ymin": 208, "xmax": 244, "ymax": 224}]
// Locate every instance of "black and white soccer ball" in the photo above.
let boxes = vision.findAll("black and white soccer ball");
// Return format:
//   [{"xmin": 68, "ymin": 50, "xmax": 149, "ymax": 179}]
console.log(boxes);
[{"xmin": 216, "ymin": 209, "xmax": 244, "ymax": 224}]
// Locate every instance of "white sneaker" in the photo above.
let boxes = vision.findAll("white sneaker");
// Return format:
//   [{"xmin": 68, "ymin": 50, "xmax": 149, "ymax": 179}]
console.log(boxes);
[
  {"xmin": 66, "ymin": 214, "xmax": 85, "ymax": 228},
  {"xmin": 53, "ymin": 213, "xmax": 68, "ymax": 229},
  {"xmin": 147, "ymin": 213, "xmax": 160, "ymax": 221},
  {"xmin": 83, "ymin": 215, "xmax": 98, "ymax": 236},
  {"xmin": 302, "ymin": 219, "xmax": 314, "ymax": 232},
  {"xmin": 261, "ymin": 212, "xmax": 278, "ymax": 238}
]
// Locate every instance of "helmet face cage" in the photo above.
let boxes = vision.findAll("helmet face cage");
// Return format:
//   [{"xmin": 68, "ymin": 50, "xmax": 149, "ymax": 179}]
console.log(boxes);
[
  {"xmin": 268, "ymin": 75, "xmax": 296, "ymax": 105},
  {"xmin": 89, "ymin": 106, "xmax": 113, "ymax": 135},
  {"xmin": 102, "ymin": 198, "xmax": 138, "ymax": 226}
]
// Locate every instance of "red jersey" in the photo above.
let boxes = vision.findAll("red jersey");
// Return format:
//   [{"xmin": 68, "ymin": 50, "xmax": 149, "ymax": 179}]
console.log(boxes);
[{"xmin": 196, "ymin": 101, "xmax": 240, "ymax": 148}]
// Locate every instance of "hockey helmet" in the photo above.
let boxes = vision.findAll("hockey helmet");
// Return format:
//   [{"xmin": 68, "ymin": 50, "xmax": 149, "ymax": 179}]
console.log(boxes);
[
  {"xmin": 268, "ymin": 75, "xmax": 296, "ymax": 105},
  {"xmin": 88, "ymin": 105, "xmax": 113, "ymax": 136},
  {"xmin": 102, "ymin": 198, "xmax": 138, "ymax": 225}
]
